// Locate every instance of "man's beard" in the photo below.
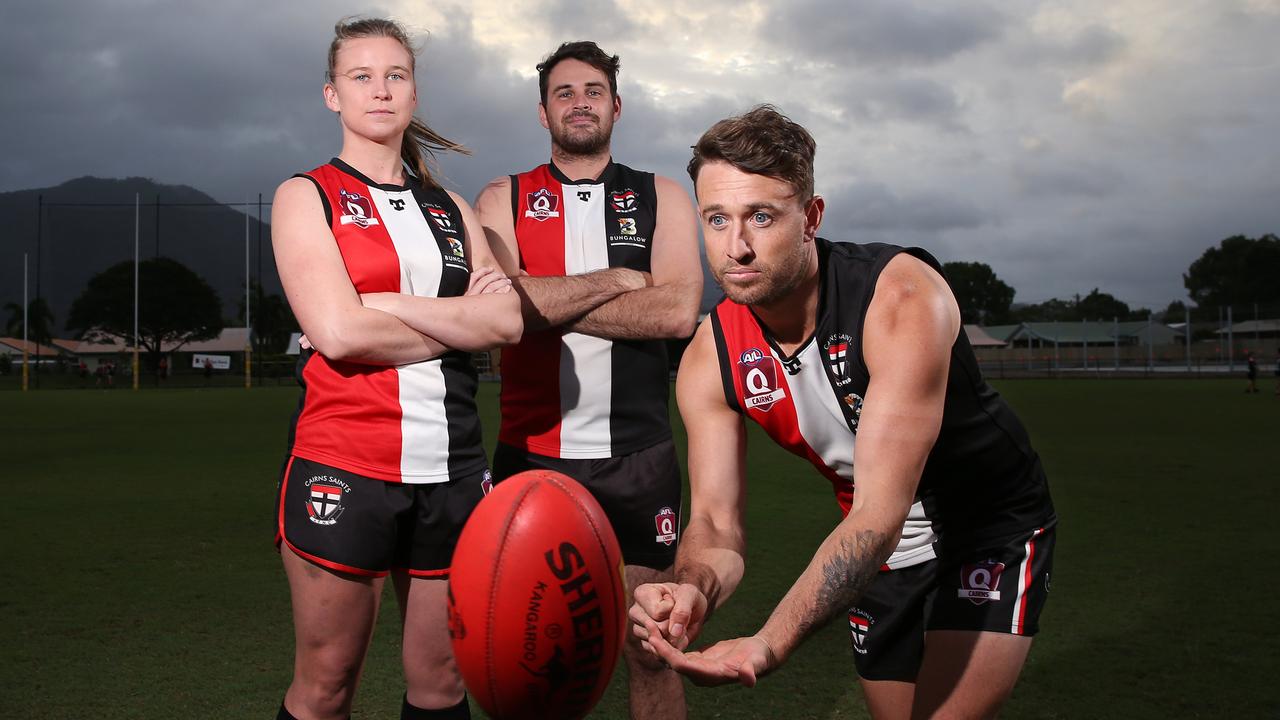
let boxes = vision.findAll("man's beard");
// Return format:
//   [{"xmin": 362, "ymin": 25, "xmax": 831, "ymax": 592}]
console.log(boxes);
[
  {"xmin": 552, "ymin": 113, "xmax": 613, "ymax": 156},
  {"xmin": 714, "ymin": 240, "xmax": 812, "ymax": 307}
]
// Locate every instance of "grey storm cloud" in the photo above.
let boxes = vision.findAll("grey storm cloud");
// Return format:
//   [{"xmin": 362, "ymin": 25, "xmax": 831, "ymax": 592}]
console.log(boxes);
[
  {"xmin": 763, "ymin": 0, "xmax": 1007, "ymax": 67},
  {"xmin": 3, "ymin": 0, "xmax": 1279, "ymax": 314},
  {"xmin": 837, "ymin": 75, "xmax": 967, "ymax": 130},
  {"xmin": 1012, "ymin": 160, "xmax": 1125, "ymax": 199},
  {"xmin": 830, "ymin": 182, "xmax": 990, "ymax": 235}
]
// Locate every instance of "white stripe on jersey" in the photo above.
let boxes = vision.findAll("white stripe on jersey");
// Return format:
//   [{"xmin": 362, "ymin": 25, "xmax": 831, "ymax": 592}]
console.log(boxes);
[
  {"xmin": 558, "ymin": 183, "xmax": 613, "ymax": 457},
  {"xmin": 781, "ymin": 342, "xmax": 937, "ymax": 568},
  {"xmin": 369, "ymin": 187, "xmax": 452, "ymax": 481}
]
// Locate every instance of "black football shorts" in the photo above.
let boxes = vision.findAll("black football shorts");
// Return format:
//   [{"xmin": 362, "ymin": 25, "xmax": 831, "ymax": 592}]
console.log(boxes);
[
  {"xmin": 275, "ymin": 455, "xmax": 490, "ymax": 578},
  {"xmin": 848, "ymin": 523, "xmax": 1056, "ymax": 682},
  {"xmin": 492, "ymin": 439, "xmax": 683, "ymax": 571}
]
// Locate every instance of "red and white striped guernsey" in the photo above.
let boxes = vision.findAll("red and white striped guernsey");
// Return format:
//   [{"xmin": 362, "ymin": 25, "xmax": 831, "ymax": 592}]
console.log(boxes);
[
  {"xmin": 498, "ymin": 161, "xmax": 672, "ymax": 459},
  {"xmin": 286, "ymin": 159, "xmax": 486, "ymax": 483},
  {"xmin": 709, "ymin": 239, "xmax": 1055, "ymax": 567}
]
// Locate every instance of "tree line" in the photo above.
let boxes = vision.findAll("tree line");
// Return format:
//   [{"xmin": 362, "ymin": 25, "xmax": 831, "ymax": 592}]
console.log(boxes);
[
  {"xmin": 5, "ymin": 257, "xmax": 297, "ymax": 375},
  {"xmin": 6, "ymin": 234, "xmax": 1278, "ymax": 368},
  {"xmin": 943, "ymin": 234, "xmax": 1280, "ymax": 325}
]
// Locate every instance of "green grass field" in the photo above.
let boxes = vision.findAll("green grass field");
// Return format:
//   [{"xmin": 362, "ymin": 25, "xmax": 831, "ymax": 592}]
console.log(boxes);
[{"xmin": 3, "ymin": 380, "xmax": 1278, "ymax": 718}]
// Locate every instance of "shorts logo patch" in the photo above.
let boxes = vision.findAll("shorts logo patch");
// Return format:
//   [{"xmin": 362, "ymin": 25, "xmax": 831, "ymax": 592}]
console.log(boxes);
[
  {"xmin": 959, "ymin": 560, "xmax": 1005, "ymax": 604},
  {"xmin": 304, "ymin": 475, "xmax": 352, "ymax": 526},
  {"xmin": 737, "ymin": 347, "xmax": 786, "ymax": 412},
  {"xmin": 654, "ymin": 506, "xmax": 678, "ymax": 545},
  {"xmin": 480, "ymin": 469, "xmax": 493, "ymax": 496},
  {"xmin": 848, "ymin": 610, "xmax": 873, "ymax": 655},
  {"xmin": 338, "ymin": 189, "xmax": 379, "ymax": 228},
  {"xmin": 617, "ymin": 217, "xmax": 637, "ymax": 235},
  {"xmin": 524, "ymin": 188, "xmax": 561, "ymax": 221},
  {"xmin": 611, "ymin": 189, "xmax": 638, "ymax": 213}
]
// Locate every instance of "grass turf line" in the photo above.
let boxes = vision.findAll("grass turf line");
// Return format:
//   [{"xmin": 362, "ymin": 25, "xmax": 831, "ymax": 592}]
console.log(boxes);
[{"xmin": 2, "ymin": 380, "xmax": 1276, "ymax": 718}]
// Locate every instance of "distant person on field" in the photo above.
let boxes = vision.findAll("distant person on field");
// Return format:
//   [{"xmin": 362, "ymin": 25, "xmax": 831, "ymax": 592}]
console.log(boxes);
[
  {"xmin": 630, "ymin": 106, "xmax": 1057, "ymax": 719},
  {"xmin": 1274, "ymin": 350, "xmax": 1279, "ymax": 396},
  {"xmin": 1246, "ymin": 352, "xmax": 1258, "ymax": 393}
]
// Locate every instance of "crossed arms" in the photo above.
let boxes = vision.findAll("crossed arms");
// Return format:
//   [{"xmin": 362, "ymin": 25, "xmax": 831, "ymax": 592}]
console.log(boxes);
[
  {"xmin": 630, "ymin": 253, "xmax": 960, "ymax": 686},
  {"xmin": 473, "ymin": 174, "xmax": 702, "ymax": 340},
  {"xmin": 273, "ymin": 177, "xmax": 522, "ymax": 365}
]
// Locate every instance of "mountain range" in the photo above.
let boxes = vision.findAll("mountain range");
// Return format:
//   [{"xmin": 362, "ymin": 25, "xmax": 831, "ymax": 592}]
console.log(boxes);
[{"xmin": 1, "ymin": 177, "xmax": 279, "ymax": 334}]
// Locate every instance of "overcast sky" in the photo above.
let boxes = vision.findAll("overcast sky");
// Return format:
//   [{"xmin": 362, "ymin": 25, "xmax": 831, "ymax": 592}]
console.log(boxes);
[{"xmin": 3, "ymin": 0, "xmax": 1278, "ymax": 310}]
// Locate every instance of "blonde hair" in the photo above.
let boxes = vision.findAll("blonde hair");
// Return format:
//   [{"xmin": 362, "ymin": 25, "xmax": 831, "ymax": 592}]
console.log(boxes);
[{"xmin": 327, "ymin": 17, "xmax": 469, "ymax": 187}]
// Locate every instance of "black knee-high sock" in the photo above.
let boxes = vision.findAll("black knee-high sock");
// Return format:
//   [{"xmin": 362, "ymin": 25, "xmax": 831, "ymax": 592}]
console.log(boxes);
[{"xmin": 401, "ymin": 694, "xmax": 471, "ymax": 719}]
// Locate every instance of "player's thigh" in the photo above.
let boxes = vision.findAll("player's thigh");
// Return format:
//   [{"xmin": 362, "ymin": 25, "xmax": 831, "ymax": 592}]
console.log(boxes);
[
  {"xmin": 395, "ymin": 573, "xmax": 464, "ymax": 701},
  {"xmin": 282, "ymin": 544, "xmax": 384, "ymax": 673},
  {"xmin": 395, "ymin": 467, "xmax": 487, "ymax": 674},
  {"xmin": 860, "ymin": 679, "xmax": 915, "ymax": 720},
  {"xmin": 911, "ymin": 630, "xmax": 1032, "ymax": 720}
]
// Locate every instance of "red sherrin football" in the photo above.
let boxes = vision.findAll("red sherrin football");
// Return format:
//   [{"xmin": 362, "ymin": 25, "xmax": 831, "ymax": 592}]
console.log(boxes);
[{"xmin": 448, "ymin": 470, "xmax": 627, "ymax": 720}]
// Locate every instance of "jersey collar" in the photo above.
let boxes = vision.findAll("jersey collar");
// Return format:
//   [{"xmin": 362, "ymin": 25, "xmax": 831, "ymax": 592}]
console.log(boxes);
[{"xmin": 547, "ymin": 158, "xmax": 618, "ymax": 186}]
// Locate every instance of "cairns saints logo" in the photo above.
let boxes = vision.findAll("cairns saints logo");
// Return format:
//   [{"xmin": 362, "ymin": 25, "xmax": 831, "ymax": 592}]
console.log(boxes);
[
  {"xmin": 427, "ymin": 206, "xmax": 457, "ymax": 233},
  {"xmin": 304, "ymin": 475, "xmax": 352, "ymax": 526},
  {"xmin": 610, "ymin": 189, "xmax": 638, "ymax": 213},
  {"xmin": 848, "ymin": 610, "xmax": 873, "ymax": 655},
  {"xmin": 823, "ymin": 333, "xmax": 853, "ymax": 385}
]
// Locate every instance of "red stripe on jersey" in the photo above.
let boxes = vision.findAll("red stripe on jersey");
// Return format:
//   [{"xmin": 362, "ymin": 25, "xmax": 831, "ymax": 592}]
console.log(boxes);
[
  {"xmin": 290, "ymin": 165, "xmax": 405, "ymax": 482},
  {"xmin": 716, "ymin": 304, "xmax": 853, "ymax": 513},
  {"xmin": 499, "ymin": 166, "xmax": 567, "ymax": 454}
]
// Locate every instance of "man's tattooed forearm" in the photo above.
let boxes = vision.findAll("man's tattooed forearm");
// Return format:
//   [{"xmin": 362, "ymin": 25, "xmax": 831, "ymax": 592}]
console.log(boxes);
[{"xmin": 796, "ymin": 529, "xmax": 889, "ymax": 636}]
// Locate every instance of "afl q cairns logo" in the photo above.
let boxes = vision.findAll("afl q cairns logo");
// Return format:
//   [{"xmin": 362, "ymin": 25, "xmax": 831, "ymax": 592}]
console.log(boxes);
[
  {"xmin": 958, "ymin": 560, "xmax": 1005, "ymax": 605},
  {"xmin": 524, "ymin": 188, "xmax": 561, "ymax": 221},
  {"xmin": 338, "ymin": 189, "xmax": 379, "ymax": 229},
  {"xmin": 654, "ymin": 507, "xmax": 678, "ymax": 546},
  {"xmin": 737, "ymin": 347, "xmax": 786, "ymax": 412}
]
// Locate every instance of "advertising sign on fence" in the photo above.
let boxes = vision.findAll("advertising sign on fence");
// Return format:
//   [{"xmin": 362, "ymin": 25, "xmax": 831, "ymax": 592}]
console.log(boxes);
[{"xmin": 192, "ymin": 354, "xmax": 231, "ymax": 370}]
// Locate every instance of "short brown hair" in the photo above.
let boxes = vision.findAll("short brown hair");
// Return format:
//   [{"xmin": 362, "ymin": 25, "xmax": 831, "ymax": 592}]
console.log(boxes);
[
  {"xmin": 537, "ymin": 41, "xmax": 621, "ymax": 105},
  {"xmin": 688, "ymin": 105, "xmax": 816, "ymax": 200}
]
